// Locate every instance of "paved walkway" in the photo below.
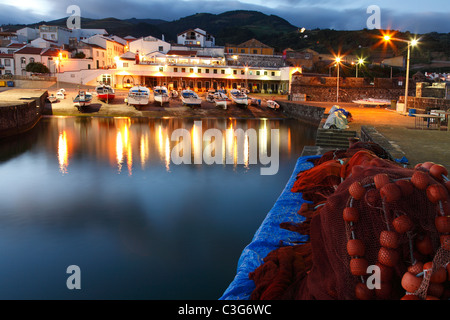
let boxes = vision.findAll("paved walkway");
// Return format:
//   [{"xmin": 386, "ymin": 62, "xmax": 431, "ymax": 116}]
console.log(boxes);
[{"xmin": 302, "ymin": 101, "xmax": 450, "ymax": 168}]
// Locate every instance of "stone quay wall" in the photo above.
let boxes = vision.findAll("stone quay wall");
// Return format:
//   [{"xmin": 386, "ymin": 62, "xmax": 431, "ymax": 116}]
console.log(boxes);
[
  {"xmin": 0, "ymin": 90, "xmax": 48, "ymax": 138},
  {"xmin": 277, "ymin": 101, "xmax": 325, "ymax": 126},
  {"xmin": 291, "ymin": 84, "xmax": 416, "ymax": 103}
]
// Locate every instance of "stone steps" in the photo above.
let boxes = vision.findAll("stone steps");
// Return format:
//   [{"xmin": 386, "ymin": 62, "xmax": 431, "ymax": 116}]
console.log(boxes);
[{"xmin": 315, "ymin": 128, "xmax": 357, "ymax": 149}]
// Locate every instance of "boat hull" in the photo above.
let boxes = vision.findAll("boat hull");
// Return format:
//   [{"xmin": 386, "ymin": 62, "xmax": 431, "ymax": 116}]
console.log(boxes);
[
  {"xmin": 98, "ymin": 94, "xmax": 115, "ymax": 101},
  {"xmin": 181, "ymin": 98, "xmax": 202, "ymax": 106},
  {"xmin": 73, "ymin": 93, "xmax": 93, "ymax": 108},
  {"xmin": 215, "ymin": 100, "xmax": 228, "ymax": 109},
  {"xmin": 231, "ymin": 97, "xmax": 248, "ymax": 106},
  {"xmin": 127, "ymin": 97, "xmax": 149, "ymax": 106},
  {"xmin": 154, "ymin": 96, "xmax": 170, "ymax": 104}
]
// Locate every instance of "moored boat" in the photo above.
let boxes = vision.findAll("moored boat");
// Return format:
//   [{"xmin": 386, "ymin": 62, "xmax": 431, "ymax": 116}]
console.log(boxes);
[
  {"xmin": 229, "ymin": 89, "xmax": 248, "ymax": 107},
  {"xmin": 73, "ymin": 91, "xmax": 93, "ymax": 109},
  {"xmin": 181, "ymin": 90, "xmax": 202, "ymax": 107},
  {"xmin": 153, "ymin": 86, "xmax": 170, "ymax": 106},
  {"xmin": 125, "ymin": 86, "xmax": 151, "ymax": 107},
  {"xmin": 48, "ymin": 94, "xmax": 58, "ymax": 103},
  {"xmin": 266, "ymin": 100, "xmax": 280, "ymax": 110},
  {"xmin": 96, "ymin": 84, "xmax": 115, "ymax": 102},
  {"xmin": 213, "ymin": 92, "xmax": 229, "ymax": 110}
]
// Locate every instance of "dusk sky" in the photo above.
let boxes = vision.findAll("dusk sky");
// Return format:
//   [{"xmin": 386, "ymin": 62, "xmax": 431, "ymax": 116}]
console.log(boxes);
[{"xmin": 0, "ymin": 0, "xmax": 449, "ymax": 33}]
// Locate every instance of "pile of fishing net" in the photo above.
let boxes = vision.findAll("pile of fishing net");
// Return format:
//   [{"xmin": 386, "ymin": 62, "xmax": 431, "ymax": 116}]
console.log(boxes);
[{"xmin": 249, "ymin": 141, "xmax": 450, "ymax": 300}]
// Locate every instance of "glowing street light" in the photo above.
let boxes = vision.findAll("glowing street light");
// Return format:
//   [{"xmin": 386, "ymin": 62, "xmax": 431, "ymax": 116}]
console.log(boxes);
[
  {"xmin": 383, "ymin": 33, "xmax": 419, "ymax": 113},
  {"xmin": 356, "ymin": 58, "xmax": 365, "ymax": 78}
]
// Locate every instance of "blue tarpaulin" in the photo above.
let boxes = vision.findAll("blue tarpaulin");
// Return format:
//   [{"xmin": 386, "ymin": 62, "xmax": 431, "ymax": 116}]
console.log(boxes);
[{"xmin": 219, "ymin": 155, "xmax": 320, "ymax": 300}]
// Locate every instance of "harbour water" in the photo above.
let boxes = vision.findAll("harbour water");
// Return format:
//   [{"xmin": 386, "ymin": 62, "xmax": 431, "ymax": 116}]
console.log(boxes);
[{"xmin": 0, "ymin": 116, "xmax": 316, "ymax": 299}]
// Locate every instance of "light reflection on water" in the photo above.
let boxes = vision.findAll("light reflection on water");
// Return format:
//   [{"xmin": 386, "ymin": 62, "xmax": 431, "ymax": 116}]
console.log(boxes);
[{"xmin": 0, "ymin": 116, "xmax": 317, "ymax": 299}]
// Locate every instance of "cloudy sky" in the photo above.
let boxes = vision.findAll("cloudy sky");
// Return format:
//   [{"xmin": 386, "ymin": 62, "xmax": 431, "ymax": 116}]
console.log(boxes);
[{"xmin": 0, "ymin": 0, "xmax": 449, "ymax": 33}]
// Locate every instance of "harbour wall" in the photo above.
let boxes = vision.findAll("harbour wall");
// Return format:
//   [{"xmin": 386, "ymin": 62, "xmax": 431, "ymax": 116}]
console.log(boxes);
[
  {"xmin": 277, "ymin": 101, "xmax": 325, "ymax": 126},
  {"xmin": 0, "ymin": 90, "xmax": 48, "ymax": 138},
  {"xmin": 290, "ymin": 84, "xmax": 416, "ymax": 103}
]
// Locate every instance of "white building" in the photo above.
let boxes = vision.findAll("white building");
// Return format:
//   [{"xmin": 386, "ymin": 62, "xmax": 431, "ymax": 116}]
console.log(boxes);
[
  {"xmin": 83, "ymin": 34, "xmax": 125, "ymax": 67},
  {"xmin": 72, "ymin": 42, "xmax": 107, "ymax": 69},
  {"xmin": 0, "ymin": 53, "xmax": 14, "ymax": 75},
  {"xmin": 129, "ymin": 36, "xmax": 171, "ymax": 56},
  {"xmin": 38, "ymin": 25, "xmax": 72, "ymax": 46},
  {"xmin": 16, "ymin": 27, "xmax": 39, "ymax": 43},
  {"xmin": 30, "ymin": 37, "xmax": 59, "ymax": 48},
  {"xmin": 70, "ymin": 29, "xmax": 108, "ymax": 41},
  {"xmin": 14, "ymin": 46, "xmax": 69, "ymax": 75},
  {"xmin": 177, "ymin": 28, "xmax": 215, "ymax": 47},
  {"xmin": 0, "ymin": 43, "xmax": 26, "ymax": 54}
]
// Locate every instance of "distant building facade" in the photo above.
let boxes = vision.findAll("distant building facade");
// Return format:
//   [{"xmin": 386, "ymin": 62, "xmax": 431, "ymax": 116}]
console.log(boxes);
[
  {"xmin": 225, "ymin": 39, "xmax": 274, "ymax": 56},
  {"xmin": 177, "ymin": 28, "xmax": 215, "ymax": 47}
]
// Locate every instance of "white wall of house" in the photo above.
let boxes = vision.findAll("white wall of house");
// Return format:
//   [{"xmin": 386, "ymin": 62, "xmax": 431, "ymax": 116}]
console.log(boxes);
[
  {"xmin": 129, "ymin": 36, "xmax": 171, "ymax": 56},
  {"xmin": 14, "ymin": 53, "xmax": 42, "ymax": 75},
  {"xmin": 57, "ymin": 68, "xmax": 115, "ymax": 86},
  {"xmin": 39, "ymin": 26, "xmax": 72, "ymax": 46},
  {"xmin": 30, "ymin": 37, "xmax": 55, "ymax": 48},
  {"xmin": 16, "ymin": 27, "xmax": 39, "ymax": 43},
  {"xmin": 0, "ymin": 55, "xmax": 14, "ymax": 75},
  {"xmin": 83, "ymin": 35, "xmax": 124, "ymax": 67},
  {"xmin": 177, "ymin": 29, "xmax": 215, "ymax": 47},
  {"xmin": 55, "ymin": 58, "xmax": 95, "ymax": 73}
]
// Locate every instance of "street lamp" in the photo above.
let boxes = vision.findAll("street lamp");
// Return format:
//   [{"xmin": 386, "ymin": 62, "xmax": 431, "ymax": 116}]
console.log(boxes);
[
  {"xmin": 383, "ymin": 34, "xmax": 419, "ymax": 113},
  {"xmin": 335, "ymin": 56, "xmax": 342, "ymax": 103},
  {"xmin": 55, "ymin": 58, "xmax": 60, "ymax": 90},
  {"xmin": 356, "ymin": 58, "xmax": 365, "ymax": 78}
]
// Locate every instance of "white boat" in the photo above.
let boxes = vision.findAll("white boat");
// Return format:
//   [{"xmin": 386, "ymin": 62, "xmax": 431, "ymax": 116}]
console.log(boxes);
[
  {"xmin": 213, "ymin": 92, "xmax": 229, "ymax": 110},
  {"xmin": 352, "ymin": 98, "xmax": 391, "ymax": 106},
  {"xmin": 56, "ymin": 90, "xmax": 65, "ymax": 100},
  {"xmin": 73, "ymin": 91, "xmax": 93, "ymax": 109},
  {"xmin": 229, "ymin": 89, "xmax": 248, "ymax": 107},
  {"xmin": 125, "ymin": 86, "xmax": 150, "ymax": 107},
  {"xmin": 153, "ymin": 86, "xmax": 170, "ymax": 106},
  {"xmin": 266, "ymin": 100, "xmax": 280, "ymax": 110},
  {"xmin": 48, "ymin": 94, "xmax": 58, "ymax": 103},
  {"xmin": 95, "ymin": 84, "xmax": 115, "ymax": 102},
  {"xmin": 181, "ymin": 90, "xmax": 202, "ymax": 107}
]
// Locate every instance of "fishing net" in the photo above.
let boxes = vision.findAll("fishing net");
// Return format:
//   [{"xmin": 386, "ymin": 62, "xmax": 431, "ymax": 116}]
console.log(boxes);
[{"xmin": 250, "ymin": 143, "xmax": 450, "ymax": 300}]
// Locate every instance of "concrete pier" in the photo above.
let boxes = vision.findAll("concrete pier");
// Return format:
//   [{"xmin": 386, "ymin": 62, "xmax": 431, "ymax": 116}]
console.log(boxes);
[{"xmin": 0, "ymin": 89, "xmax": 48, "ymax": 138}]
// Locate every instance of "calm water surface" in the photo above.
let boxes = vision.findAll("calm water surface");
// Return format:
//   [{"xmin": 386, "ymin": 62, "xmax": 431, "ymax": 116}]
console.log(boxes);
[{"xmin": 0, "ymin": 116, "xmax": 316, "ymax": 299}]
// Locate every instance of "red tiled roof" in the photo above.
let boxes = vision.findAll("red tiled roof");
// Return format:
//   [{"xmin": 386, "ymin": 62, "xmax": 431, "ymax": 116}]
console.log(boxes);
[
  {"xmin": 14, "ymin": 47, "xmax": 43, "ymax": 55},
  {"xmin": 7, "ymin": 43, "xmax": 26, "ymax": 48},
  {"xmin": 0, "ymin": 53, "xmax": 13, "ymax": 58},
  {"xmin": 41, "ymin": 48, "xmax": 64, "ymax": 57}
]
